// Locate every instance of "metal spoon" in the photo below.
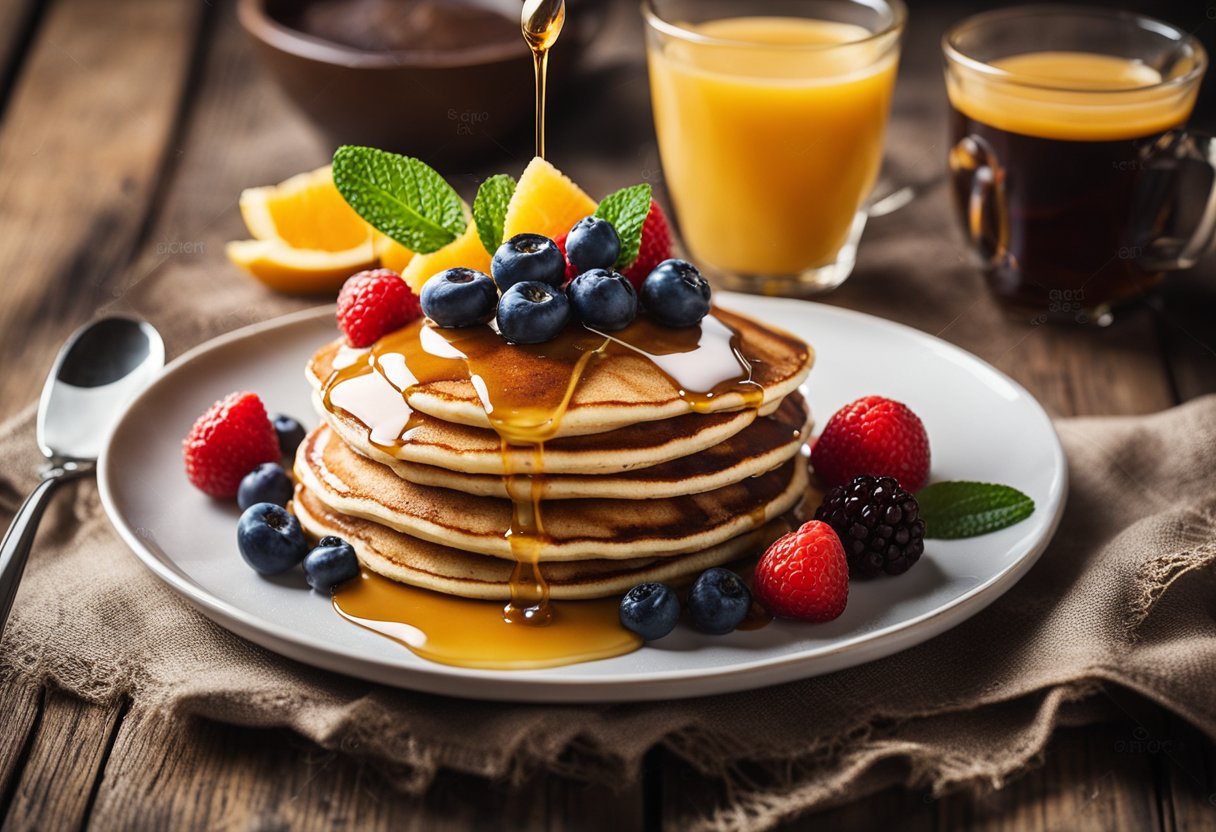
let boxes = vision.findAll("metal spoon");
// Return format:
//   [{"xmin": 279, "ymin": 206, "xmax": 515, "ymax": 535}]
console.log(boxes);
[{"xmin": 0, "ymin": 316, "xmax": 164, "ymax": 638}]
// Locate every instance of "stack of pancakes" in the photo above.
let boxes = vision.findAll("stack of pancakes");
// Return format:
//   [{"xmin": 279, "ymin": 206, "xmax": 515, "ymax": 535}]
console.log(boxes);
[{"xmin": 293, "ymin": 308, "xmax": 815, "ymax": 600}]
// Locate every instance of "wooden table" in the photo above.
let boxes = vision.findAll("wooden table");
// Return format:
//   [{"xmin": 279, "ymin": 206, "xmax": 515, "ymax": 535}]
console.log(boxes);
[{"xmin": 2, "ymin": 0, "xmax": 1215, "ymax": 828}]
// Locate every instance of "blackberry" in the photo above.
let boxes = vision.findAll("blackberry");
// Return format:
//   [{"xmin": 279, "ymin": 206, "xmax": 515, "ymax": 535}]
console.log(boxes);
[{"xmin": 814, "ymin": 475, "xmax": 925, "ymax": 578}]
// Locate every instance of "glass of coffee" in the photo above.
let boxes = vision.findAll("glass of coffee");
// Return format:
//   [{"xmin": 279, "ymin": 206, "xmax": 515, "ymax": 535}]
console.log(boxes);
[{"xmin": 944, "ymin": 6, "xmax": 1215, "ymax": 324}]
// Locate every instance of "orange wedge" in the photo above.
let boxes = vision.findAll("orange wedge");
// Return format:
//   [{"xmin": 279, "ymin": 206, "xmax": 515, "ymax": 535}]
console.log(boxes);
[
  {"xmin": 501, "ymin": 157, "xmax": 598, "ymax": 241},
  {"xmin": 226, "ymin": 166, "xmax": 382, "ymax": 295},
  {"xmin": 400, "ymin": 220, "xmax": 490, "ymax": 295}
]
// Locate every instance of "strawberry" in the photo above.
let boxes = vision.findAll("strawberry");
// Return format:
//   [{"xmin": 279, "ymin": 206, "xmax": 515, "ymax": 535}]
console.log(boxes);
[
  {"xmin": 183, "ymin": 391, "xmax": 281, "ymax": 498},
  {"xmin": 336, "ymin": 268, "xmax": 422, "ymax": 348},
  {"xmin": 753, "ymin": 520, "xmax": 849, "ymax": 622},
  {"xmin": 621, "ymin": 200, "xmax": 672, "ymax": 289},
  {"xmin": 811, "ymin": 396, "xmax": 931, "ymax": 492}
]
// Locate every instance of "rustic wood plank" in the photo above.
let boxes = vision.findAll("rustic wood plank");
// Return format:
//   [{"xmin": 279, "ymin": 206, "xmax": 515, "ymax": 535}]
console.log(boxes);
[
  {"xmin": 1, "ymin": 691, "xmax": 123, "ymax": 832},
  {"xmin": 0, "ymin": 676, "xmax": 43, "ymax": 815},
  {"xmin": 1157, "ymin": 714, "xmax": 1216, "ymax": 831},
  {"xmin": 1155, "ymin": 270, "xmax": 1216, "ymax": 403},
  {"xmin": 0, "ymin": 0, "xmax": 207, "ymax": 423}
]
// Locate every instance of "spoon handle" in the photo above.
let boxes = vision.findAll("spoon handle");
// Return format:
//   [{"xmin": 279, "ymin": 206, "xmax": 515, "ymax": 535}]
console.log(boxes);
[{"xmin": 0, "ymin": 475, "xmax": 69, "ymax": 642}]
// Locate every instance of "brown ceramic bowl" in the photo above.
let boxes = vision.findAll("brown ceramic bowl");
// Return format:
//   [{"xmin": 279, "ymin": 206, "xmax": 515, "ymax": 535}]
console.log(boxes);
[{"xmin": 238, "ymin": 0, "xmax": 604, "ymax": 165}]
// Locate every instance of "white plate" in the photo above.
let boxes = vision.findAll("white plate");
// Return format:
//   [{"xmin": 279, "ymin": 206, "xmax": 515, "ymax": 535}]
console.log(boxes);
[{"xmin": 99, "ymin": 295, "xmax": 1066, "ymax": 703}]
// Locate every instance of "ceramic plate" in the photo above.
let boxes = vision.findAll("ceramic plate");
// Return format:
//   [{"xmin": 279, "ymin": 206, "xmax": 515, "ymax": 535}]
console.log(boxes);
[{"xmin": 99, "ymin": 295, "xmax": 1066, "ymax": 703}]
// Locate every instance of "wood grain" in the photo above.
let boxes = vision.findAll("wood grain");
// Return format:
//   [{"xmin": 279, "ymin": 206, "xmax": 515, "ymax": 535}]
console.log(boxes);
[
  {"xmin": 0, "ymin": 677, "xmax": 42, "ymax": 814},
  {"xmin": 0, "ymin": 0, "xmax": 207, "ymax": 424}
]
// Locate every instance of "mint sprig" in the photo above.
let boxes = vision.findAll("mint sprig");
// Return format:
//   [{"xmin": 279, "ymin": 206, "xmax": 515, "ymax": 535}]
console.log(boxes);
[
  {"xmin": 595, "ymin": 183, "xmax": 652, "ymax": 269},
  {"xmin": 332, "ymin": 145, "xmax": 466, "ymax": 254},
  {"xmin": 917, "ymin": 481, "xmax": 1035, "ymax": 539},
  {"xmin": 473, "ymin": 174, "xmax": 516, "ymax": 255}
]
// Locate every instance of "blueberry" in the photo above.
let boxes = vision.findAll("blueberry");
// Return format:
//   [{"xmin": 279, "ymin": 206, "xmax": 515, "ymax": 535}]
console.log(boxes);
[
  {"xmin": 566, "ymin": 216, "xmax": 621, "ymax": 272},
  {"xmin": 496, "ymin": 280, "xmax": 572, "ymax": 344},
  {"xmin": 271, "ymin": 413, "xmax": 307, "ymax": 458},
  {"xmin": 420, "ymin": 267, "xmax": 498, "ymax": 328},
  {"xmin": 567, "ymin": 269, "xmax": 638, "ymax": 332},
  {"xmin": 640, "ymin": 259, "xmax": 712, "ymax": 328},
  {"xmin": 491, "ymin": 233, "xmax": 566, "ymax": 291},
  {"xmin": 303, "ymin": 535, "xmax": 360, "ymax": 592},
  {"xmin": 687, "ymin": 567, "xmax": 751, "ymax": 635},
  {"xmin": 237, "ymin": 503, "xmax": 308, "ymax": 575},
  {"xmin": 619, "ymin": 582, "xmax": 680, "ymax": 641},
  {"xmin": 237, "ymin": 463, "xmax": 294, "ymax": 511}
]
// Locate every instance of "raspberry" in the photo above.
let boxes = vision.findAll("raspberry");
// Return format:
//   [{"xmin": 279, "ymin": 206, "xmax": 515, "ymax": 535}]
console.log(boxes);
[
  {"xmin": 551, "ymin": 232, "xmax": 580, "ymax": 283},
  {"xmin": 183, "ymin": 392, "xmax": 281, "ymax": 498},
  {"xmin": 815, "ymin": 475, "xmax": 925, "ymax": 578},
  {"xmin": 753, "ymin": 520, "xmax": 849, "ymax": 622},
  {"xmin": 811, "ymin": 395, "xmax": 930, "ymax": 492},
  {"xmin": 336, "ymin": 268, "xmax": 422, "ymax": 347},
  {"xmin": 621, "ymin": 201, "xmax": 672, "ymax": 289}
]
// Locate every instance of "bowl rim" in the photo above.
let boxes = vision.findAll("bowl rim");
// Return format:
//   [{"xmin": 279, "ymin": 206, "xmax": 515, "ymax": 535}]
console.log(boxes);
[{"xmin": 236, "ymin": 0, "xmax": 530, "ymax": 68}]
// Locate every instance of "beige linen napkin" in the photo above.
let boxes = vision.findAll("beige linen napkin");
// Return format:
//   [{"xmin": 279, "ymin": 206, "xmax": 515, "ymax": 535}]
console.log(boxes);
[{"xmin": 2, "ymin": 343, "xmax": 1215, "ymax": 830}]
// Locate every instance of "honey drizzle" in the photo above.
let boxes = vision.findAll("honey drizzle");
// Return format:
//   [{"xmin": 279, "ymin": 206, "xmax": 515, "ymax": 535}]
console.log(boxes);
[{"xmin": 521, "ymin": 0, "xmax": 565, "ymax": 159}]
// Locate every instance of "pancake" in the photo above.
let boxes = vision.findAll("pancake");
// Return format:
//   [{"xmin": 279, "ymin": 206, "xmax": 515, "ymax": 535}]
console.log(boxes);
[
  {"xmin": 294, "ymin": 485, "xmax": 792, "ymax": 600},
  {"xmin": 308, "ymin": 305, "xmax": 813, "ymax": 439},
  {"xmin": 372, "ymin": 395, "xmax": 812, "ymax": 499},
  {"xmin": 295, "ymin": 424, "xmax": 809, "ymax": 561},
  {"xmin": 314, "ymin": 390, "xmax": 772, "ymax": 476}
]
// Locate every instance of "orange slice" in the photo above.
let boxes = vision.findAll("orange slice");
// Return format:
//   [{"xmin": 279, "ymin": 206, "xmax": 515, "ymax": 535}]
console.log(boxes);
[
  {"xmin": 400, "ymin": 220, "xmax": 490, "ymax": 295},
  {"xmin": 501, "ymin": 157, "xmax": 598, "ymax": 241}
]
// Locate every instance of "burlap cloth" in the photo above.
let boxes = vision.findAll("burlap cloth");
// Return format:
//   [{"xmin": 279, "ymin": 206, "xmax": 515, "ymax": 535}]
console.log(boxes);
[{"xmin": 3, "ymin": 309, "xmax": 1216, "ymax": 831}]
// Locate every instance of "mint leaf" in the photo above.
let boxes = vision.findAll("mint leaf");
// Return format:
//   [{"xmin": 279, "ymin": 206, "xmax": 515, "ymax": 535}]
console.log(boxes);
[
  {"xmin": 332, "ymin": 145, "xmax": 466, "ymax": 254},
  {"xmin": 595, "ymin": 183, "xmax": 652, "ymax": 269},
  {"xmin": 473, "ymin": 174, "xmax": 516, "ymax": 255},
  {"xmin": 917, "ymin": 481, "xmax": 1035, "ymax": 539}
]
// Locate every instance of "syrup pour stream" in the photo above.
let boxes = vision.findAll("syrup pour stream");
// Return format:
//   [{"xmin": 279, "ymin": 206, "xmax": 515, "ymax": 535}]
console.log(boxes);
[{"xmin": 522, "ymin": 0, "xmax": 566, "ymax": 159}]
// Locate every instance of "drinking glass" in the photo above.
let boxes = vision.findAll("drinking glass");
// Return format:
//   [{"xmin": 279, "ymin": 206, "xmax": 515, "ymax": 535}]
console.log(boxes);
[{"xmin": 643, "ymin": 0, "xmax": 905, "ymax": 296}]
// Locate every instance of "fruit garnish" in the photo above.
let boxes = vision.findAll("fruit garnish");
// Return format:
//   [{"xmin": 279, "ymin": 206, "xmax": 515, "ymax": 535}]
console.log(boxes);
[
  {"xmin": 332, "ymin": 146, "xmax": 467, "ymax": 254},
  {"xmin": 336, "ymin": 268, "xmax": 422, "ymax": 348},
  {"xmin": 184, "ymin": 392, "xmax": 281, "ymax": 498},
  {"xmin": 496, "ymin": 281, "xmax": 572, "ymax": 344},
  {"xmin": 473, "ymin": 174, "xmax": 517, "ymax": 255},
  {"xmin": 811, "ymin": 396, "xmax": 931, "ymax": 492},
  {"xmin": 237, "ymin": 462, "xmax": 294, "ymax": 512},
  {"xmin": 552, "ymin": 231, "xmax": 581, "ymax": 283},
  {"xmin": 502, "ymin": 156, "xmax": 598, "ymax": 241},
  {"xmin": 621, "ymin": 201, "xmax": 673, "ymax": 289},
  {"xmin": 916, "ymin": 481, "xmax": 1035, "ymax": 539},
  {"xmin": 491, "ymin": 233, "xmax": 567, "ymax": 291},
  {"xmin": 237, "ymin": 502, "xmax": 309, "ymax": 576},
  {"xmin": 400, "ymin": 222, "xmax": 491, "ymax": 295},
  {"xmin": 374, "ymin": 232, "xmax": 415, "ymax": 275},
  {"xmin": 566, "ymin": 216, "xmax": 621, "ymax": 272},
  {"xmin": 568, "ymin": 269, "xmax": 638, "ymax": 332},
  {"xmin": 815, "ymin": 475, "xmax": 926, "ymax": 578},
  {"xmin": 420, "ymin": 268, "xmax": 498, "ymax": 329},
  {"xmin": 640, "ymin": 259, "xmax": 711, "ymax": 327},
  {"xmin": 753, "ymin": 520, "xmax": 849, "ymax": 622},
  {"xmin": 688, "ymin": 567, "xmax": 753, "ymax": 634},
  {"xmin": 226, "ymin": 165, "xmax": 379, "ymax": 295},
  {"xmin": 593, "ymin": 183, "xmax": 652, "ymax": 270},
  {"xmin": 271, "ymin": 413, "xmax": 307, "ymax": 457},
  {"xmin": 303, "ymin": 536, "xmax": 360, "ymax": 592},
  {"xmin": 619, "ymin": 582, "xmax": 680, "ymax": 641}
]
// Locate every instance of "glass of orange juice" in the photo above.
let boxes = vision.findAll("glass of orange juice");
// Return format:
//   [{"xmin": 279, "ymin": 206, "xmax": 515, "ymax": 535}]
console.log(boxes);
[{"xmin": 643, "ymin": 0, "xmax": 905, "ymax": 295}]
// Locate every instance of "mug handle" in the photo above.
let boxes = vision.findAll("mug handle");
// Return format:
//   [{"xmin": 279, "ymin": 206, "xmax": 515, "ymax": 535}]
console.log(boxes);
[
  {"xmin": 948, "ymin": 134, "xmax": 1008, "ymax": 265},
  {"xmin": 1135, "ymin": 130, "xmax": 1216, "ymax": 271}
]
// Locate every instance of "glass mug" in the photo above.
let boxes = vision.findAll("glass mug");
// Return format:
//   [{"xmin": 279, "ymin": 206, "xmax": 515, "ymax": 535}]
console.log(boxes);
[
  {"xmin": 643, "ymin": 0, "xmax": 905, "ymax": 296},
  {"xmin": 944, "ymin": 6, "xmax": 1216, "ymax": 324}
]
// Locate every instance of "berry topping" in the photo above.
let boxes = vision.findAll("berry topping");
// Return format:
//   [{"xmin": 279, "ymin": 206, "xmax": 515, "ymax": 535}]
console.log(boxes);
[
  {"xmin": 336, "ymin": 268, "xmax": 422, "ymax": 348},
  {"xmin": 567, "ymin": 268, "xmax": 638, "ymax": 332},
  {"xmin": 491, "ymin": 233, "xmax": 567, "ymax": 291},
  {"xmin": 753, "ymin": 520, "xmax": 849, "ymax": 622},
  {"xmin": 811, "ymin": 396, "xmax": 931, "ymax": 492},
  {"xmin": 183, "ymin": 391, "xmax": 281, "ymax": 498},
  {"xmin": 271, "ymin": 413, "xmax": 307, "ymax": 458},
  {"xmin": 237, "ymin": 503, "xmax": 309, "ymax": 575},
  {"xmin": 640, "ymin": 259, "xmax": 712, "ymax": 328},
  {"xmin": 303, "ymin": 535, "xmax": 361, "ymax": 592},
  {"xmin": 420, "ymin": 267, "xmax": 499, "ymax": 328},
  {"xmin": 552, "ymin": 232, "xmax": 581, "ymax": 283},
  {"xmin": 621, "ymin": 201, "xmax": 672, "ymax": 289},
  {"xmin": 815, "ymin": 475, "xmax": 926, "ymax": 578},
  {"xmin": 237, "ymin": 462, "xmax": 294, "ymax": 511},
  {"xmin": 619, "ymin": 582, "xmax": 680, "ymax": 641},
  {"xmin": 565, "ymin": 216, "xmax": 621, "ymax": 272},
  {"xmin": 496, "ymin": 280, "xmax": 572, "ymax": 344},
  {"xmin": 687, "ymin": 567, "xmax": 751, "ymax": 635}
]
